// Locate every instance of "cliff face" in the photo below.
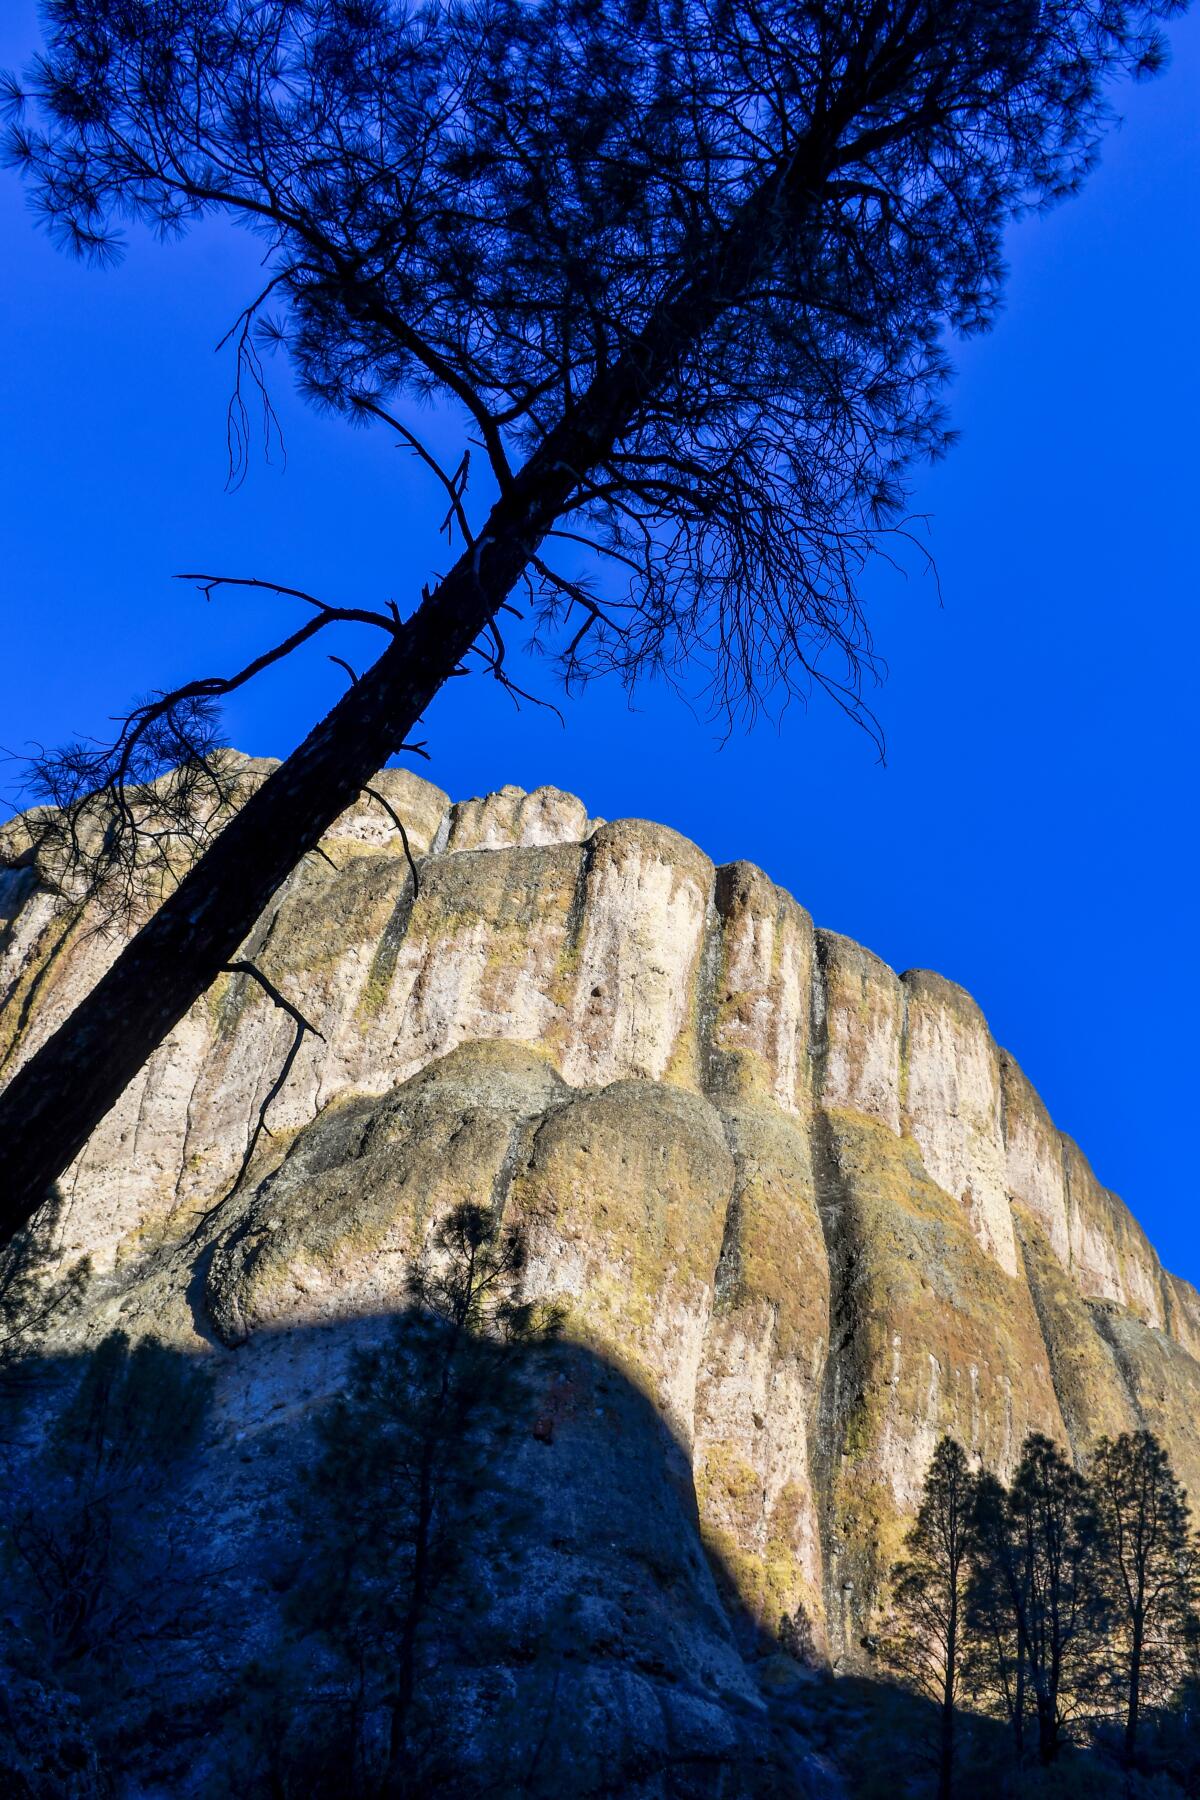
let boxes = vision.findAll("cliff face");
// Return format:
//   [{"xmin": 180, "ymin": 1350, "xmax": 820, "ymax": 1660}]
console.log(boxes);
[{"xmin": 2, "ymin": 758, "xmax": 1197, "ymax": 1782}]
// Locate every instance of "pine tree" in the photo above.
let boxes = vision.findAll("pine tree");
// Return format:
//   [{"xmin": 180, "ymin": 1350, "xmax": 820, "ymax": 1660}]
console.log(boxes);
[
  {"xmin": 964, "ymin": 1470, "xmax": 1032, "ymax": 1760},
  {"xmin": 884, "ymin": 1436, "xmax": 976, "ymax": 1800},
  {"xmin": 1, "ymin": 1331, "xmax": 210, "ymax": 1721},
  {"xmin": 969, "ymin": 1434, "xmax": 1109, "ymax": 1766},
  {"xmin": 0, "ymin": 0, "xmax": 1188, "ymax": 1232},
  {"xmin": 1090, "ymin": 1430, "xmax": 1198, "ymax": 1764},
  {"xmin": 285, "ymin": 1202, "xmax": 560, "ymax": 1791}
]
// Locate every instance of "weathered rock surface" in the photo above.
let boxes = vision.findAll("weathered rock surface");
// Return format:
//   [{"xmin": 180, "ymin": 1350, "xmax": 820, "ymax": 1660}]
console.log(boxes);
[{"xmin": 2, "ymin": 757, "xmax": 1197, "ymax": 1778}]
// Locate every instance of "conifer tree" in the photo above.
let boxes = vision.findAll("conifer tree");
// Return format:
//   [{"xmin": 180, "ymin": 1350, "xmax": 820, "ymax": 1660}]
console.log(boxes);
[
  {"xmin": 285, "ymin": 1202, "xmax": 560, "ymax": 1791},
  {"xmin": 963, "ymin": 1470, "xmax": 1031, "ymax": 1760},
  {"xmin": 1, "ymin": 1331, "xmax": 210, "ymax": 1735},
  {"xmin": 884, "ymin": 1435, "xmax": 975, "ymax": 1800},
  {"xmin": 0, "ymin": 0, "xmax": 1189, "ymax": 1234},
  {"xmin": 1091, "ymin": 1429, "xmax": 1198, "ymax": 1764},
  {"xmin": 969, "ymin": 1434, "xmax": 1108, "ymax": 1766}
]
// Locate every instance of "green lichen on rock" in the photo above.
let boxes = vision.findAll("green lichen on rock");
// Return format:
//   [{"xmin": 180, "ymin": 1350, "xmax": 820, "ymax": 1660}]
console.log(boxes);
[{"xmin": 510, "ymin": 1076, "xmax": 732, "ymax": 1413}]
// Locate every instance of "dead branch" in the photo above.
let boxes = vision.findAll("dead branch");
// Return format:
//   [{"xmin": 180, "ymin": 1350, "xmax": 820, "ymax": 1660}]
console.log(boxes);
[
  {"xmin": 220, "ymin": 961, "xmax": 325, "ymax": 1199},
  {"xmin": 364, "ymin": 785, "xmax": 421, "ymax": 896}
]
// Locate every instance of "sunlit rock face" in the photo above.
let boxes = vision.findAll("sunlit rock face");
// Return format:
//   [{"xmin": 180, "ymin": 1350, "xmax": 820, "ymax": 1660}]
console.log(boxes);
[{"xmin": 3, "ymin": 757, "xmax": 1198, "ymax": 1733}]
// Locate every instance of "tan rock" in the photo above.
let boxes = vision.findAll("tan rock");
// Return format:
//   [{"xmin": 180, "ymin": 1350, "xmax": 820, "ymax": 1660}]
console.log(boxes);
[
  {"xmin": 1000, "ymin": 1051, "xmax": 1071, "ymax": 1265},
  {"xmin": 707, "ymin": 863, "xmax": 814, "ymax": 1113},
  {"xmin": 694, "ymin": 1099, "xmax": 828, "ymax": 1650},
  {"xmin": 3, "ymin": 759, "xmax": 1198, "ymax": 1672},
  {"xmin": 812, "ymin": 930, "xmax": 902, "ymax": 1130},
  {"xmin": 560, "ymin": 817, "xmax": 714, "ymax": 1089},
  {"xmin": 815, "ymin": 1106, "xmax": 1063, "ymax": 1657},
  {"xmin": 1062, "ymin": 1135, "xmax": 1166, "ymax": 1328},
  {"xmin": 901, "ymin": 970, "xmax": 1017, "ymax": 1276},
  {"xmin": 444, "ymin": 782, "xmax": 592, "ymax": 852}
]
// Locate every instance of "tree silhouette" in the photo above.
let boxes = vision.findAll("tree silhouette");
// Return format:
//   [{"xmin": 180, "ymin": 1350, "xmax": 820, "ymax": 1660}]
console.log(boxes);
[
  {"xmin": 963, "ymin": 1469, "xmax": 1032, "ymax": 1761},
  {"xmin": 1090, "ymin": 1430, "xmax": 1198, "ymax": 1765},
  {"xmin": 280, "ymin": 1202, "xmax": 560, "ymax": 1792},
  {"xmin": 0, "ymin": 1194, "xmax": 89, "ymax": 1410},
  {"xmin": 884, "ymin": 1435, "xmax": 975, "ymax": 1800},
  {"xmin": 0, "ymin": 1330, "xmax": 211, "ymax": 1752},
  {"xmin": 969, "ymin": 1434, "xmax": 1109, "ymax": 1767},
  {"xmin": 0, "ymin": 0, "xmax": 1187, "ymax": 1234}
]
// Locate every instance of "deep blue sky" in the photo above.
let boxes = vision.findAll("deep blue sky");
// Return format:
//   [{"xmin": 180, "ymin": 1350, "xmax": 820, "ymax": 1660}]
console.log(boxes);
[{"xmin": 1, "ymin": 7, "xmax": 1197, "ymax": 1283}]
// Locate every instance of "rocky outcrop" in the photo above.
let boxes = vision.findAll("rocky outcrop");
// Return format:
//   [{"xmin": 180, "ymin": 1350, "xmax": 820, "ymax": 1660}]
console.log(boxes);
[{"xmin": 2, "ymin": 757, "xmax": 1197, "ymax": 1733}]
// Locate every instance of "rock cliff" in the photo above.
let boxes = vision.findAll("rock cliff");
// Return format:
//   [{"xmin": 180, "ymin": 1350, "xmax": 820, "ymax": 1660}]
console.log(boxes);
[{"xmin": 2, "ymin": 757, "xmax": 1197, "ymax": 1787}]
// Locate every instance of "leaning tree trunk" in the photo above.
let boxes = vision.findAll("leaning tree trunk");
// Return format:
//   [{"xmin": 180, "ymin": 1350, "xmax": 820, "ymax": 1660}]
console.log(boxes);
[
  {"xmin": 0, "ymin": 137, "xmax": 832, "ymax": 1243},
  {"xmin": 0, "ymin": 491, "xmax": 548, "ymax": 1237}
]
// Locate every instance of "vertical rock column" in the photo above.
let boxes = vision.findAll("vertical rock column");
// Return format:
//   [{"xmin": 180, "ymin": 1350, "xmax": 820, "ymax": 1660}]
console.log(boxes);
[
  {"xmin": 693, "ymin": 863, "xmax": 830, "ymax": 1652},
  {"xmin": 560, "ymin": 819, "xmax": 714, "ymax": 1089},
  {"xmin": 900, "ymin": 970, "xmax": 1018, "ymax": 1277}
]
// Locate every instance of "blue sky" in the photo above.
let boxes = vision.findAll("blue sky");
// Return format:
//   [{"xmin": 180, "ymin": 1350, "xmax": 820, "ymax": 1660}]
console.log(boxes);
[{"xmin": 1, "ymin": 7, "xmax": 1197, "ymax": 1283}]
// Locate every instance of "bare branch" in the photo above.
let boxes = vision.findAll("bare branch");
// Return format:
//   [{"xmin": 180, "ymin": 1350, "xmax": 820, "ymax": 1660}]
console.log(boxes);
[
  {"xmin": 354, "ymin": 399, "xmax": 476, "ymax": 548},
  {"xmin": 364, "ymin": 785, "xmax": 420, "ymax": 896},
  {"xmin": 176, "ymin": 573, "xmax": 399, "ymax": 634},
  {"xmin": 192, "ymin": 961, "xmax": 326, "ymax": 1224}
]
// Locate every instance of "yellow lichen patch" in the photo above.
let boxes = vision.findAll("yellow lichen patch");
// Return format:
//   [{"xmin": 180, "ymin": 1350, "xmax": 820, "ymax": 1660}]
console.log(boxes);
[
  {"xmin": 509, "ymin": 1077, "xmax": 732, "ymax": 1437},
  {"xmin": 0, "ymin": 900, "xmax": 80, "ymax": 1072},
  {"xmin": 205, "ymin": 1040, "xmax": 568, "ymax": 1344},
  {"xmin": 661, "ymin": 951, "xmax": 709, "ymax": 1092},
  {"xmin": 696, "ymin": 1443, "xmax": 824, "ymax": 1648},
  {"xmin": 258, "ymin": 853, "xmax": 411, "ymax": 987},
  {"xmin": 1012, "ymin": 1204, "xmax": 1138, "ymax": 1457},
  {"xmin": 816, "ymin": 1104, "xmax": 1066, "ymax": 1651},
  {"xmin": 698, "ymin": 1442, "xmax": 760, "ymax": 1506},
  {"xmin": 201, "ymin": 969, "xmax": 234, "ymax": 1030},
  {"xmin": 712, "ymin": 1101, "xmax": 826, "ymax": 1363}
]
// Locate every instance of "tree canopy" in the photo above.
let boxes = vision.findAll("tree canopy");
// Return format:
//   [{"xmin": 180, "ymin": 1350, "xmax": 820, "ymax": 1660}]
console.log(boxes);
[
  {"xmin": 6, "ymin": 0, "xmax": 1180, "ymax": 720},
  {"xmin": 0, "ymin": 0, "xmax": 1187, "ymax": 1232}
]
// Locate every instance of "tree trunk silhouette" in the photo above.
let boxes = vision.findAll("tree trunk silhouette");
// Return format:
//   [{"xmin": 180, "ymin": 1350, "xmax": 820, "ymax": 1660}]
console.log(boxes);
[
  {"xmin": 939, "ymin": 1616, "xmax": 956, "ymax": 1800},
  {"xmin": 385, "ymin": 1330, "xmax": 459, "ymax": 1790},
  {"xmin": 1035, "ymin": 1686, "xmax": 1058, "ymax": 1766},
  {"xmin": 1125, "ymin": 1608, "xmax": 1144, "ymax": 1765}
]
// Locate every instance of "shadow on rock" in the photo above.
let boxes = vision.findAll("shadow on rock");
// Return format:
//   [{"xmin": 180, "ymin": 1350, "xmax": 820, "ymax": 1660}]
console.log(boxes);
[{"xmin": 0, "ymin": 1304, "xmax": 1127, "ymax": 1800}]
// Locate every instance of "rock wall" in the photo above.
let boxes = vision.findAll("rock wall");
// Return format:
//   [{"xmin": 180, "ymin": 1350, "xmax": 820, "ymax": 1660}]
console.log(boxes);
[{"xmin": 3, "ymin": 757, "xmax": 1198, "ymax": 1697}]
